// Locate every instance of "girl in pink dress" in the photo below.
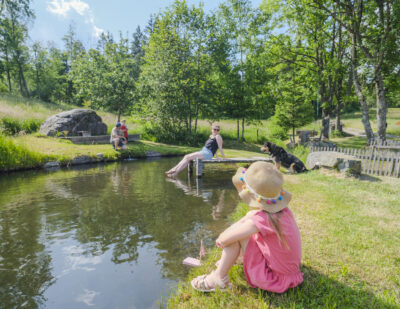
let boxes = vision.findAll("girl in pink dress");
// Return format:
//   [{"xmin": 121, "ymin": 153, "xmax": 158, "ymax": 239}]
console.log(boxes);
[{"xmin": 191, "ymin": 161, "xmax": 303, "ymax": 293}]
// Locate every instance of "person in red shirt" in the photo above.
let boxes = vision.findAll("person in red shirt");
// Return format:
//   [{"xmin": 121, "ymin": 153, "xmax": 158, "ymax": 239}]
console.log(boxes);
[{"xmin": 120, "ymin": 119, "xmax": 128, "ymax": 143}]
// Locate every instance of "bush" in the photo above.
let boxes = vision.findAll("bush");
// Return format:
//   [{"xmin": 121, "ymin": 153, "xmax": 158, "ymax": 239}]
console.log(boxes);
[
  {"xmin": 0, "ymin": 133, "xmax": 48, "ymax": 171},
  {"xmin": 0, "ymin": 117, "xmax": 22, "ymax": 135},
  {"xmin": 143, "ymin": 122, "xmax": 209, "ymax": 147},
  {"xmin": 266, "ymin": 121, "xmax": 288, "ymax": 142},
  {"xmin": 0, "ymin": 82, "xmax": 8, "ymax": 94},
  {"xmin": 0, "ymin": 117, "xmax": 42, "ymax": 135},
  {"xmin": 22, "ymin": 119, "xmax": 42, "ymax": 134}
]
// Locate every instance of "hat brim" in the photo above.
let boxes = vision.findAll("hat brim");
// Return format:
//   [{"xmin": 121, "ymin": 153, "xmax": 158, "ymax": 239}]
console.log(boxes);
[{"xmin": 232, "ymin": 167, "xmax": 291, "ymax": 213}]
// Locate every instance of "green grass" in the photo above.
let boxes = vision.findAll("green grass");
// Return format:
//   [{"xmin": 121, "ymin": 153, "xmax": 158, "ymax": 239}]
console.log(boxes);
[
  {"xmin": 168, "ymin": 171, "xmax": 400, "ymax": 308},
  {"xmin": 0, "ymin": 133, "xmax": 52, "ymax": 171}
]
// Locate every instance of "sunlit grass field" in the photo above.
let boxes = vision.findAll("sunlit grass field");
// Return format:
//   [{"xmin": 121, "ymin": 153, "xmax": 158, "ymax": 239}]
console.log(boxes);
[{"xmin": 168, "ymin": 171, "xmax": 400, "ymax": 308}]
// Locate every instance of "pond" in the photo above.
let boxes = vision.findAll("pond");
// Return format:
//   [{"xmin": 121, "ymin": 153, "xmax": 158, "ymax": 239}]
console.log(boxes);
[{"xmin": 0, "ymin": 158, "xmax": 241, "ymax": 308}]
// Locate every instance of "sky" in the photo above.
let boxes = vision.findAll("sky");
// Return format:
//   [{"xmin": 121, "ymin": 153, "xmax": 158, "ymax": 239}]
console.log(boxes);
[{"xmin": 29, "ymin": 0, "xmax": 263, "ymax": 49}]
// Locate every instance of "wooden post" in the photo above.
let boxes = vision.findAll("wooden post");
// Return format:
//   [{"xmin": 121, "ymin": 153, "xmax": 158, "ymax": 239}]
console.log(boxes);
[
  {"xmin": 196, "ymin": 158, "xmax": 204, "ymax": 178},
  {"xmin": 188, "ymin": 160, "xmax": 193, "ymax": 174}
]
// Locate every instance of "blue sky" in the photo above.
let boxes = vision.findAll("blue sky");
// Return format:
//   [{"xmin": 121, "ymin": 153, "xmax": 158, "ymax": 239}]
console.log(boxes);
[{"xmin": 30, "ymin": 0, "xmax": 263, "ymax": 49}]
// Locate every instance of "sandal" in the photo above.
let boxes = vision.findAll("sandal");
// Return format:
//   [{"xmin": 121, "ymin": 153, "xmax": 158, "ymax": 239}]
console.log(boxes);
[{"xmin": 191, "ymin": 271, "xmax": 231, "ymax": 292}]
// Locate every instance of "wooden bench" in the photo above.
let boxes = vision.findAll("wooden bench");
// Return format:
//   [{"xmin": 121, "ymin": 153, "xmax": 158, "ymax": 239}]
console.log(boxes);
[
  {"xmin": 188, "ymin": 157, "xmax": 274, "ymax": 177},
  {"xmin": 77, "ymin": 131, "xmax": 91, "ymax": 137}
]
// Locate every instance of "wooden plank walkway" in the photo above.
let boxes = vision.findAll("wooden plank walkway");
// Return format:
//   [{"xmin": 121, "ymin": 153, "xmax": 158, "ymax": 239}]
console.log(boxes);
[{"xmin": 189, "ymin": 156, "xmax": 274, "ymax": 177}]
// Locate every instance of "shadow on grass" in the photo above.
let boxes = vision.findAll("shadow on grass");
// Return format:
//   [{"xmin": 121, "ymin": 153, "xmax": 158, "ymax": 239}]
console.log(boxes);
[
  {"xmin": 359, "ymin": 174, "xmax": 382, "ymax": 182},
  {"xmin": 234, "ymin": 265, "xmax": 395, "ymax": 309}
]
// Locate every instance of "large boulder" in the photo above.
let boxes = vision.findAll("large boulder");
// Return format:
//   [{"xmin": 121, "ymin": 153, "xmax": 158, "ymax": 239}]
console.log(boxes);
[
  {"xmin": 307, "ymin": 151, "xmax": 362, "ymax": 177},
  {"xmin": 39, "ymin": 109, "xmax": 107, "ymax": 136}
]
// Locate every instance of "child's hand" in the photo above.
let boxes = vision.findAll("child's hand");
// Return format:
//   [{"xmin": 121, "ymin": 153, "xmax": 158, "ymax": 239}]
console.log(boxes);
[{"xmin": 216, "ymin": 239, "xmax": 224, "ymax": 249}]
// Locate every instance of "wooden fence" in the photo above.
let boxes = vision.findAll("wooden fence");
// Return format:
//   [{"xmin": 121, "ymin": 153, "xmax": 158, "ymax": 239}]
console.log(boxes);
[
  {"xmin": 369, "ymin": 139, "xmax": 400, "ymax": 149},
  {"xmin": 310, "ymin": 146, "xmax": 400, "ymax": 177}
]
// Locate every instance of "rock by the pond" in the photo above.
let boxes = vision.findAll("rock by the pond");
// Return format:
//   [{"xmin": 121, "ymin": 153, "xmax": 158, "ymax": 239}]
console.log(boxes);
[
  {"xmin": 44, "ymin": 161, "xmax": 60, "ymax": 169},
  {"xmin": 306, "ymin": 151, "xmax": 361, "ymax": 176},
  {"xmin": 96, "ymin": 153, "xmax": 104, "ymax": 161},
  {"xmin": 71, "ymin": 155, "xmax": 92, "ymax": 165},
  {"xmin": 146, "ymin": 151, "xmax": 162, "ymax": 157},
  {"xmin": 39, "ymin": 109, "xmax": 107, "ymax": 137}
]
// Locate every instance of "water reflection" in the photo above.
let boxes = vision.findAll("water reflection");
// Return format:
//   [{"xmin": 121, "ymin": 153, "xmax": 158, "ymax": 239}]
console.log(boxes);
[{"xmin": 0, "ymin": 158, "xmax": 239, "ymax": 308}]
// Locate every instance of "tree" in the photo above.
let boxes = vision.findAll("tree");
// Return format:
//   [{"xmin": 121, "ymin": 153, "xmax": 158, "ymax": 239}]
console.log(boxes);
[
  {"xmin": 0, "ymin": 0, "xmax": 33, "ymax": 96},
  {"xmin": 315, "ymin": 0, "xmax": 400, "ymax": 141},
  {"xmin": 138, "ymin": 0, "xmax": 215, "ymax": 141},
  {"xmin": 72, "ymin": 34, "xmax": 136, "ymax": 120}
]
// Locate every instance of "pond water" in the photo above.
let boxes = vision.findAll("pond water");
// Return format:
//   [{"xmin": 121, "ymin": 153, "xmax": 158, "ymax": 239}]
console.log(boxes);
[{"xmin": 0, "ymin": 158, "xmax": 240, "ymax": 308}]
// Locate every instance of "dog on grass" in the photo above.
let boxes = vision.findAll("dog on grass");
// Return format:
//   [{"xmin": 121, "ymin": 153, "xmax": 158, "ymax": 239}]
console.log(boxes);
[{"xmin": 261, "ymin": 142, "xmax": 308, "ymax": 173}]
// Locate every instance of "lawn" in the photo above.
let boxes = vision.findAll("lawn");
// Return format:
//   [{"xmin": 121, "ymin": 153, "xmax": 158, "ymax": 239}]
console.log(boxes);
[{"xmin": 168, "ymin": 170, "xmax": 400, "ymax": 308}]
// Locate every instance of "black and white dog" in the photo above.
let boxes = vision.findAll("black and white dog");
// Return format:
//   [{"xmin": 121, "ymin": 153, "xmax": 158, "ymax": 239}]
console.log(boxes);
[{"xmin": 261, "ymin": 142, "xmax": 308, "ymax": 173}]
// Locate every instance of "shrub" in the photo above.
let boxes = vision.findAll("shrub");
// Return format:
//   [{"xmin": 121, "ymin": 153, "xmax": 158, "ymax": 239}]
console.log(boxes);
[
  {"xmin": 266, "ymin": 120, "xmax": 288, "ymax": 142},
  {"xmin": 0, "ymin": 82, "xmax": 8, "ymax": 94},
  {"xmin": 0, "ymin": 117, "xmax": 22, "ymax": 135},
  {"xmin": 0, "ymin": 117, "xmax": 42, "ymax": 135},
  {"xmin": 0, "ymin": 133, "xmax": 48, "ymax": 171},
  {"xmin": 143, "ymin": 122, "xmax": 209, "ymax": 147},
  {"xmin": 22, "ymin": 119, "xmax": 42, "ymax": 134}
]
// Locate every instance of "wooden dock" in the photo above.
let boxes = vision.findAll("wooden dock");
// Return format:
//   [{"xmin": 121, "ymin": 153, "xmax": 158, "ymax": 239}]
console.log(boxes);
[{"xmin": 188, "ymin": 156, "xmax": 274, "ymax": 177}]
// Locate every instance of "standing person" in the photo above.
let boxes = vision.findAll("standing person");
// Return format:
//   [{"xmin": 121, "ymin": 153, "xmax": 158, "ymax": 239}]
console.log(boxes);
[
  {"xmin": 121, "ymin": 119, "xmax": 129, "ymax": 143},
  {"xmin": 110, "ymin": 123, "xmax": 127, "ymax": 150},
  {"xmin": 191, "ymin": 162, "xmax": 303, "ymax": 293},
  {"xmin": 165, "ymin": 124, "xmax": 226, "ymax": 177}
]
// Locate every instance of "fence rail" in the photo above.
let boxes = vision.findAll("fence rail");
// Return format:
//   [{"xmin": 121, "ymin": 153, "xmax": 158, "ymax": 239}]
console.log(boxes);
[{"xmin": 310, "ymin": 146, "xmax": 400, "ymax": 178}]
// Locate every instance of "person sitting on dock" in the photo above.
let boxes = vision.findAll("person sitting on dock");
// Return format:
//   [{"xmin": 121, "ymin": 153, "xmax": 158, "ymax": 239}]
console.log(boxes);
[
  {"xmin": 110, "ymin": 122, "xmax": 127, "ymax": 150},
  {"xmin": 165, "ymin": 124, "xmax": 226, "ymax": 177}
]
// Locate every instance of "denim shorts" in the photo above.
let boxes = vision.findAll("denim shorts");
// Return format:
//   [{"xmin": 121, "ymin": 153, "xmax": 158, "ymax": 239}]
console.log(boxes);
[{"xmin": 200, "ymin": 147, "xmax": 213, "ymax": 160}]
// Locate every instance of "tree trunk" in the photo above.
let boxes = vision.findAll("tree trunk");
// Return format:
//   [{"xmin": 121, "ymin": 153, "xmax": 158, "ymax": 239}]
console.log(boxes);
[
  {"xmin": 5, "ymin": 50, "xmax": 12, "ymax": 92},
  {"xmin": 375, "ymin": 71, "xmax": 387, "ymax": 141},
  {"xmin": 335, "ymin": 76, "xmax": 343, "ymax": 133},
  {"xmin": 18, "ymin": 61, "xmax": 30, "ymax": 97},
  {"xmin": 237, "ymin": 119, "xmax": 239, "ymax": 143},
  {"xmin": 36, "ymin": 68, "xmax": 41, "ymax": 99},
  {"xmin": 241, "ymin": 117, "xmax": 245, "ymax": 141},
  {"xmin": 117, "ymin": 107, "xmax": 121, "ymax": 122},
  {"xmin": 292, "ymin": 127, "xmax": 295, "ymax": 144},
  {"xmin": 350, "ymin": 34, "xmax": 374, "ymax": 142},
  {"xmin": 321, "ymin": 114, "xmax": 330, "ymax": 140},
  {"xmin": 188, "ymin": 97, "xmax": 192, "ymax": 135}
]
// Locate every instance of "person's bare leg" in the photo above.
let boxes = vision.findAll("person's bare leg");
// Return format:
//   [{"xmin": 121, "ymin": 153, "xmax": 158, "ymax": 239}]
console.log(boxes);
[
  {"xmin": 114, "ymin": 138, "xmax": 119, "ymax": 150},
  {"xmin": 214, "ymin": 242, "xmax": 240, "ymax": 280},
  {"xmin": 166, "ymin": 152, "xmax": 204, "ymax": 176},
  {"xmin": 275, "ymin": 162, "xmax": 281, "ymax": 170}
]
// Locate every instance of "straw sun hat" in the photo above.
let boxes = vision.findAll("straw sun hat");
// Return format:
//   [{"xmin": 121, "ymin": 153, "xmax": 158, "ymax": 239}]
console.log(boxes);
[{"xmin": 232, "ymin": 161, "xmax": 292, "ymax": 213}]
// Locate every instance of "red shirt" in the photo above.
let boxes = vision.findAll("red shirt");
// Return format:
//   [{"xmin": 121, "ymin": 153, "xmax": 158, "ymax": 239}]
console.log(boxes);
[{"xmin": 121, "ymin": 125, "xmax": 128, "ymax": 138}]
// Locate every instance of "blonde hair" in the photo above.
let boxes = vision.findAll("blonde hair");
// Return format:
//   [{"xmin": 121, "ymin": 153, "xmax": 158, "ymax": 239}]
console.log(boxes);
[{"xmin": 266, "ymin": 211, "xmax": 289, "ymax": 250}]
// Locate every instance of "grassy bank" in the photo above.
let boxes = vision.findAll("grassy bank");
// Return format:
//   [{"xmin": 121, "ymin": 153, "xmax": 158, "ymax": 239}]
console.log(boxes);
[{"xmin": 168, "ymin": 171, "xmax": 400, "ymax": 308}]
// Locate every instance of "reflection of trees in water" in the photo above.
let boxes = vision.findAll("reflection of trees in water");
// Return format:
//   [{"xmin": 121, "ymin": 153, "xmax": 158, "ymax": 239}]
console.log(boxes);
[
  {"xmin": 0, "ymin": 202, "xmax": 53, "ymax": 308},
  {"xmin": 0, "ymin": 160, "xmax": 240, "ymax": 305}
]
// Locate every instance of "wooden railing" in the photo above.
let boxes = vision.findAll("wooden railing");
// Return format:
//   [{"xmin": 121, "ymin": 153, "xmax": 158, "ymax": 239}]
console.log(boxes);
[{"xmin": 310, "ymin": 146, "xmax": 400, "ymax": 178}]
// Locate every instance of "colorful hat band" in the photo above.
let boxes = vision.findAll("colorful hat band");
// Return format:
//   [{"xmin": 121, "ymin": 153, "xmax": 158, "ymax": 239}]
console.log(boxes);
[{"xmin": 240, "ymin": 169, "xmax": 284, "ymax": 204}]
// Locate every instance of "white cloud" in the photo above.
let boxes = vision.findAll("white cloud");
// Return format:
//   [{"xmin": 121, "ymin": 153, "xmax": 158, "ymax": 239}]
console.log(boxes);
[
  {"xmin": 47, "ymin": 0, "xmax": 104, "ymax": 37},
  {"xmin": 76, "ymin": 289, "xmax": 100, "ymax": 306}
]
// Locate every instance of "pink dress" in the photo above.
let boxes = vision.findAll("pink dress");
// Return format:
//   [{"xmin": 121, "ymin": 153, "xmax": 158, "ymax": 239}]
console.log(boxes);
[{"xmin": 243, "ymin": 208, "xmax": 303, "ymax": 293}]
